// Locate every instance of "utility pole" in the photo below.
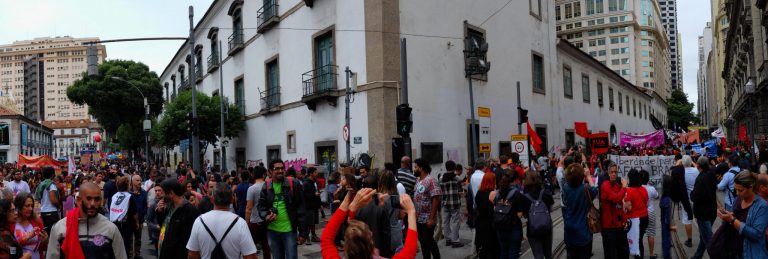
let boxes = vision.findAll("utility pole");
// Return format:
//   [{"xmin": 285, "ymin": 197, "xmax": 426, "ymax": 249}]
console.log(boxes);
[
  {"xmin": 517, "ymin": 82, "xmax": 522, "ymax": 134},
  {"xmin": 399, "ymin": 38, "xmax": 412, "ymax": 160},
  {"xmin": 345, "ymin": 67, "xmax": 352, "ymax": 164},
  {"xmin": 189, "ymin": 6, "xmax": 201, "ymax": 172},
  {"xmin": 218, "ymin": 40, "xmax": 227, "ymax": 173}
]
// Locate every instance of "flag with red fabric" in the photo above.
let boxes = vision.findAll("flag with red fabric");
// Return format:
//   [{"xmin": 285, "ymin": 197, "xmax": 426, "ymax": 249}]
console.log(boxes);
[
  {"xmin": 575, "ymin": 122, "xmax": 589, "ymax": 138},
  {"xmin": 739, "ymin": 124, "xmax": 748, "ymax": 143},
  {"xmin": 527, "ymin": 121, "xmax": 543, "ymax": 154}
]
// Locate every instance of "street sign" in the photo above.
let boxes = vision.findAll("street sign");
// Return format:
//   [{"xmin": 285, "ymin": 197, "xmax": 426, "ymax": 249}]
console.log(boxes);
[
  {"xmin": 479, "ymin": 143, "xmax": 491, "ymax": 153},
  {"xmin": 477, "ymin": 106, "xmax": 491, "ymax": 117},
  {"xmin": 353, "ymin": 137, "xmax": 362, "ymax": 144},
  {"xmin": 511, "ymin": 134, "xmax": 530, "ymax": 166},
  {"xmin": 342, "ymin": 124, "xmax": 350, "ymax": 142}
]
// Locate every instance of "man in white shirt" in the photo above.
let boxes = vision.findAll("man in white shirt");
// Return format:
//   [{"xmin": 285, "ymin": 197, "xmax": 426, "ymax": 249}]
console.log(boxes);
[
  {"xmin": 187, "ymin": 182, "xmax": 257, "ymax": 259},
  {"xmin": 8, "ymin": 171, "xmax": 30, "ymax": 197},
  {"xmin": 469, "ymin": 159, "xmax": 486, "ymax": 200}
]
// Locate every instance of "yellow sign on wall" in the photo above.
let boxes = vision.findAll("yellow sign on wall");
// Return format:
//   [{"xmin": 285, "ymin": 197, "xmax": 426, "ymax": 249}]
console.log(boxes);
[
  {"xmin": 479, "ymin": 144, "xmax": 491, "ymax": 153},
  {"xmin": 477, "ymin": 107, "xmax": 491, "ymax": 117}
]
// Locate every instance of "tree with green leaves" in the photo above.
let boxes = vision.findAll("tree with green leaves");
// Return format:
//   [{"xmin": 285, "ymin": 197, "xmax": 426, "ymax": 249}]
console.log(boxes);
[
  {"xmin": 67, "ymin": 60, "xmax": 164, "ymax": 149},
  {"xmin": 152, "ymin": 90, "xmax": 244, "ymax": 151},
  {"xmin": 666, "ymin": 89, "xmax": 700, "ymax": 131}
]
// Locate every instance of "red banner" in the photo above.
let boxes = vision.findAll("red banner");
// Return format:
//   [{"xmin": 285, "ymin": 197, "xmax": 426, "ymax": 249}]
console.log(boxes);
[
  {"xmin": 588, "ymin": 133, "xmax": 610, "ymax": 154},
  {"xmin": 17, "ymin": 155, "xmax": 67, "ymax": 170},
  {"xmin": 739, "ymin": 124, "xmax": 748, "ymax": 143}
]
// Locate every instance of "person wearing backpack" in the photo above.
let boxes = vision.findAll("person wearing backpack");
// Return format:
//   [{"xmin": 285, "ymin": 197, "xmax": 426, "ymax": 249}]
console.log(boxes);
[
  {"xmin": 718, "ymin": 155, "xmax": 740, "ymax": 211},
  {"xmin": 520, "ymin": 170, "xmax": 555, "ymax": 259},
  {"xmin": 258, "ymin": 159, "xmax": 306, "ymax": 259},
  {"xmin": 245, "ymin": 166, "xmax": 270, "ymax": 259},
  {"xmin": 187, "ymin": 182, "xmax": 258, "ymax": 259}
]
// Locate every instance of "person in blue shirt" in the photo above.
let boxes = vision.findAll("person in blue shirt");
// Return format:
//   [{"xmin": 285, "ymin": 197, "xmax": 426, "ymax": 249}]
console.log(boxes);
[
  {"xmin": 561, "ymin": 163, "xmax": 597, "ymax": 259},
  {"xmin": 717, "ymin": 170, "xmax": 768, "ymax": 259},
  {"xmin": 718, "ymin": 155, "xmax": 740, "ymax": 211}
]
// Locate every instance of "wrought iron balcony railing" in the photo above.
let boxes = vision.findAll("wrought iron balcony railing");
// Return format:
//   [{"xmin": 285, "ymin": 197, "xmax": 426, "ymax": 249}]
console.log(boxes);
[
  {"xmin": 260, "ymin": 87, "xmax": 281, "ymax": 111},
  {"xmin": 257, "ymin": 1, "xmax": 279, "ymax": 32},
  {"xmin": 228, "ymin": 31, "xmax": 244, "ymax": 55},
  {"xmin": 302, "ymin": 64, "xmax": 337, "ymax": 97}
]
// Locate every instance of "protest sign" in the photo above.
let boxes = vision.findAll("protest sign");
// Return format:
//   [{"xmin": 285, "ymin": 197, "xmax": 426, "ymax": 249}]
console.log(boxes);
[
  {"xmin": 608, "ymin": 155, "xmax": 675, "ymax": 187},
  {"xmin": 619, "ymin": 130, "xmax": 665, "ymax": 148}
]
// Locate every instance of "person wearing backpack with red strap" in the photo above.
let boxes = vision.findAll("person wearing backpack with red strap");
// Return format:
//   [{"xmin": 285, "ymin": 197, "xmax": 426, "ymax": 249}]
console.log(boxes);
[
  {"xmin": 187, "ymin": 182, "xmax": 257, "ymax": 259},
  {"xmin": 257, "ymin": 159, "xmax": 306, "ymax": 259}
]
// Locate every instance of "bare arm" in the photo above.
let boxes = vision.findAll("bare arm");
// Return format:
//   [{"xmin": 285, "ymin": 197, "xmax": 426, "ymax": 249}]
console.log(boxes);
[
  {"xmin": 187, "ymin": 251, "xmax": 201, "ymax": 259},
  {"xmin": 245, "ymin": 200, "xmax": 254, "ymax": 225}
]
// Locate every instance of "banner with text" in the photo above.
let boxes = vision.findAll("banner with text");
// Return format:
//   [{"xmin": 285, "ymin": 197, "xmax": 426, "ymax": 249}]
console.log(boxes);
[
  {"xmin": 608, "ymin": 155, "xmax": 675, "ymax": 187},
  {"xmin": 619, "ymin": 130, "xmax": 665, "ymax": 148}
]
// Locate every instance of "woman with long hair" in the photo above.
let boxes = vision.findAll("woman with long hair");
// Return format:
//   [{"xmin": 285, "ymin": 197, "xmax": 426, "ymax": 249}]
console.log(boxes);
[
  {"xmin": 561, "ymin": 164, "xmax": 597, "ymax": 259},
  {"xmin": 521, "ymin": 170, "xmax": 555, "ymax": 259},
  {"xmin": 12, "ymin": 193, "xmax": 45, "ymax": 259},
  {"xmin": 320, "ymin": 188, "xmax": 418, "ymax": 259},
  {"xmin": 379, "ymin": 170, "xmax": 405, "ymax": 253},
  {"xmin": 476, "ymin": 173, "xmax": 500, "ymax": 258},
  {"xmin": 717, "ymin": 171, "xmax": 768, "ymax": 258},
  {"xmin": 0, "ymin": 199, "xmax": 31, "ymax": 259}
]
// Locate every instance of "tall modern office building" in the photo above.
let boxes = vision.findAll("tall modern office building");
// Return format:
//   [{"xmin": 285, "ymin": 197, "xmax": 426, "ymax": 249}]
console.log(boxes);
[
  {"xmin": 658, "ymin": 0, "xmax": 682, "ymax": 90},
  {"xmin": 555, "ymin": 0, "xmax": 673, "ymax": 99},
  {"xmin": 0, "ymin": 36, "xmax": 106, "ymax": 121},
  {"xmin": 697, "ymin": 23, "xmax": 713, "ymax": 126}
]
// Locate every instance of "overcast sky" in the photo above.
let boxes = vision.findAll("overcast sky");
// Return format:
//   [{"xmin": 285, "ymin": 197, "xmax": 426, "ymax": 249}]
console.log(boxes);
[
  {"xmin": 678, "ymin": 0, "xmax": 712, "ymax": 109},
  {"xmin": 0, "ymin": 0, "xmax": 210, "ymax": 75},
  {"xmin": 1, "ymin": 0, "xmax": 709, "ymax": 107}
]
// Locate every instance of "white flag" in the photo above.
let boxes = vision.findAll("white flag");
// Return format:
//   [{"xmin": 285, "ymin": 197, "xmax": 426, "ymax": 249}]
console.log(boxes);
[
  {"xmin": 711, "ymin": 127, "xmax": 725, "ymax": 138},
  {"xmin": 68, "ymin": 157, "xmax": 76, "ymax": 175}
]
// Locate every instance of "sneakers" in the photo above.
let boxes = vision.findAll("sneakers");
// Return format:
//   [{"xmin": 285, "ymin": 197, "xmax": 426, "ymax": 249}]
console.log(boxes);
[
  {"xmin": 451, "ymin": 242, "xmax": 465, "ymax": 248},
  {"xmin": 684, "ymin": 239, "xmax": 693, "ymax": 247},
  {"xmin": 311, "ymin": 234, "xmax": 320, "ymax": 243}
]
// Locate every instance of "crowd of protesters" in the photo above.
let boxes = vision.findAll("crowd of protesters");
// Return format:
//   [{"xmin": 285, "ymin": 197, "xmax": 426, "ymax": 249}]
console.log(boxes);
[{"xmin": 0, "ymin": 138, "xmax": 764, "ymax": 259}]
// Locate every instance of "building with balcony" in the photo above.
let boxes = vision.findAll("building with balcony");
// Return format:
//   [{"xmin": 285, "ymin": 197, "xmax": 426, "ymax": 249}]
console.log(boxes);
[
  {"xmin": 158, "ymin": 0, "xmax": 665, "ymax": 170},
  {"xmin": 711, "ymin": 0, "xmax": 730, "ymax": 127},
  {"xmin": 42, "ymin": 119, "xmax": 103, "ymax": 159},
  {"xmin": 721, "ymin": 0, "xmax": 768, "ymax": 143},
  {"xmin": 555, "ymin": 0, "xmax": 673, "ymax": 99}
]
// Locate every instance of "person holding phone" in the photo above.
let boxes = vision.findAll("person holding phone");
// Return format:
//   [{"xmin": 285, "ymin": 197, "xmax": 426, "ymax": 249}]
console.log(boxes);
[{"xmin": 717, "ymin": 171, "xmax": 768, "ymax": 259}]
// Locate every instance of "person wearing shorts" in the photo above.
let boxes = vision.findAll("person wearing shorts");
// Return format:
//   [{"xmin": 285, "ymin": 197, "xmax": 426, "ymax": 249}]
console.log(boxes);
[{"xmin": 642, "ymin": 171, "xmax": 659, "ymax": 259}]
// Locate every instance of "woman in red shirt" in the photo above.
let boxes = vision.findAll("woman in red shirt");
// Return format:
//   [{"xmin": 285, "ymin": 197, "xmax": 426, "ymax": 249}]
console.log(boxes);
[
  {"xmin": 626, "ymin": 169, "xmax": 648, "ymax": 259},
  {"xmin": 321, "ymin": 188, "xmax": 418, "ymax": 259}
]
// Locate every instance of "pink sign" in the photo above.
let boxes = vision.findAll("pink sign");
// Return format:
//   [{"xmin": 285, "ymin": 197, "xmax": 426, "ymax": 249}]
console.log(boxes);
[{"xmin": 619, "ymin": 130, "xmax": 665, "ymax": 148}]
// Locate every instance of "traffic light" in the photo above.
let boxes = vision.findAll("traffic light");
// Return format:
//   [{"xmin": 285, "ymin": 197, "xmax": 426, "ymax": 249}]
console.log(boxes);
[
  {"xmin": 186, "ymin": 112, "xmax": 195, "ymax": 133},
  {"xmin": 517, "ymin": 107, "xmax": 528, "ymax": 125},
  {"xmin": 86, "ymin": 45, "xmax": 99, "ymax": 76},
  {"xmin": 396, "ymin": 104, "xmax": 413, "ymax": 136}
]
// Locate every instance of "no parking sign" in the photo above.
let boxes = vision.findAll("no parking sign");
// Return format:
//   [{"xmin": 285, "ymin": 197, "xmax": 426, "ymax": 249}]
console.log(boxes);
[{"xmin": 511, "ymin": 134, "xmax": 529, "ymax": 166}]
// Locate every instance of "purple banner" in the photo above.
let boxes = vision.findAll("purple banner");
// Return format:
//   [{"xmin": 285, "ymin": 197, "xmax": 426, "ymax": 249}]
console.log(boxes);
[{"xmin": 619, "ymin": 130, "xmax": 665, "ymax": 148}]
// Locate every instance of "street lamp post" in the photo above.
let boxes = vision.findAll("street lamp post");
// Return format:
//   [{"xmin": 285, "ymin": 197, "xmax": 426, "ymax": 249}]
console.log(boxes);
[{"xmin": 110, "ymin": 76, "xmax": 151, "ymax": 165}]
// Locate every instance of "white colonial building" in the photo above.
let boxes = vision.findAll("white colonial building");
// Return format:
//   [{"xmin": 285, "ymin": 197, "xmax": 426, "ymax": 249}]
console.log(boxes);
[{"xmin": 158, "ymin": 0, "xmax": 667, "ymax": 171}]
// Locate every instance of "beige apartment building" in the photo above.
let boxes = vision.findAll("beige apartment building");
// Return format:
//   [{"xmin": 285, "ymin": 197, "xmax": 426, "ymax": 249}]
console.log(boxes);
[
  {"xmin": 555, "ymin": 0, "xmax": 672, "ymax": 99},
  {"xmin": 0, "ymin": 36, "xmax": 106, "ymax": 122},
  {"xmin": 710, "ymin": 0, "xmax": 729, "ymax": 127}
]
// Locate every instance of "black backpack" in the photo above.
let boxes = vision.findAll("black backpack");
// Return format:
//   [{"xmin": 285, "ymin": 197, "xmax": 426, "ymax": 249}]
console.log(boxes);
[
  {"xmin": 201, "ymin": 217, "xmax": 240, "ymax": 259},
  {"xmin": 493, "ymin": 187, "xmax": 518, "ymax": 230}
]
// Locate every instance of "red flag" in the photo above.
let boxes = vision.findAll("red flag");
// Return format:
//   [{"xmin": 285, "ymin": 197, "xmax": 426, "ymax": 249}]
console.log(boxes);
[
  {"xmin": 575, "ymin": 122, "xmax": 589, "ymax": 138},
  {"xmin": 527, "ymin": 121, "xmax": 543, "ymax": 154}
]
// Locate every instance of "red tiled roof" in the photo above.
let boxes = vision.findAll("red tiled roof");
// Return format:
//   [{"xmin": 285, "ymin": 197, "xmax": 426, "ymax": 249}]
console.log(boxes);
[
  {"xmin": 42, "ymin": 119, "xmax": 92, "ymax": 129},
  {"xmin": 0, "ymin": 106, "xmax": 19, "ymax": 116}
]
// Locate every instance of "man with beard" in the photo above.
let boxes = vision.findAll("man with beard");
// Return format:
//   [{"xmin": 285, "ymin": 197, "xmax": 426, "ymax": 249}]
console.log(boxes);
[
  {"xmin": 258, "ymin": 159, "xmax": 305, "ymax": 259},
  {"xmin": 146, "ymin": 184, "xmax": 165, "ymax": 252},
  {"xmin": 157, "ymin": 178, "xmax": 201, "ymax": 258},
  {"xmin": 47, "ymin": 182, "xmax": 127, "ymax": 258}
]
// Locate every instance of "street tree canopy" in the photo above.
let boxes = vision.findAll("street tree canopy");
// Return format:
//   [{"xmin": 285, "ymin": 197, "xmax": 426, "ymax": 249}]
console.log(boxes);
[
  {"xmin": 67, "ymin": 60, "xmax": 164, "ymax": 135},
  {"xmin": 666, "ymin": 89, "xmax": 699, "ymax": 131},
  {"xmin": 152, "ymin": 90, "xmax": 244, "ymax": 148}
]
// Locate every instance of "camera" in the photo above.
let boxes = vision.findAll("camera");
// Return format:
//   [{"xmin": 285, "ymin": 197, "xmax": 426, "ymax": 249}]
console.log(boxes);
[{"xmin": 269, "ymin": 207, "xmax": 278, "ymax": 215}]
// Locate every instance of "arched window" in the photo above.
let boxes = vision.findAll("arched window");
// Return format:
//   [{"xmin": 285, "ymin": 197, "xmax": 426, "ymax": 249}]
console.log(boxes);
[{"xmin": 227, "ymin": 1, "xmax": 245, "ymax": 53}]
